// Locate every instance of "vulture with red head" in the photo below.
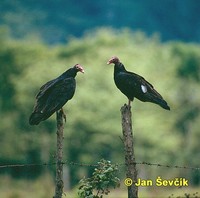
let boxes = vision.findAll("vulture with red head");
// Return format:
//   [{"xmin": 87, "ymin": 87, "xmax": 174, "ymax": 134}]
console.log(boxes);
[
  {"xmin": 29, "ymin": 64, "xmax": 84, "ymax": 125},
  {"xmin": 107, "ymin": 56, "xmax": 170, "ymax": 110}
]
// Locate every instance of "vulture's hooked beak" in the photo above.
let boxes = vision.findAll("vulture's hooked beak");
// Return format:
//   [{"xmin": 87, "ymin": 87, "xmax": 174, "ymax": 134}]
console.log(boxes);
[
  {"xmin": 80, "ymin": 68, "xmax": 85, "ymax": 73},
  {"xmin": 107, "ymin": 60, "xmax": 112, "ymax": 65}
]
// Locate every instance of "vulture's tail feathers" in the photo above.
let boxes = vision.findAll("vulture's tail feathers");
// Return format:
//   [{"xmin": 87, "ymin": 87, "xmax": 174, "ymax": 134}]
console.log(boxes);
[
  {"xmin": 152, "ymin": 96, "xmax": 170, "ymax": 110},
  {"xmin": 29, "ymin": 112, "xmax": 44, "ymax": 125}
]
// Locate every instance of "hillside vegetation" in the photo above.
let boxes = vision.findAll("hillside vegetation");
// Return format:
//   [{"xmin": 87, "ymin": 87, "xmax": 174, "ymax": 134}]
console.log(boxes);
[
  {"xmin": 0, "ymin": 27, "xmax": 200, "ymax": 196},
  {"xmin": 1, "ymin": 0, "xmax": 200, "ymax": 43}
]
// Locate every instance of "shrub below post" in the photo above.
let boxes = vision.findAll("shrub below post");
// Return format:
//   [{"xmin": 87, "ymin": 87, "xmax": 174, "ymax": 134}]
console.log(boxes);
[
  {"xmin": 121, "ymin": 104, "xmax": 138, "ymax": 198},
  {"xmin": 54, "ymin": 110, "xmax": 64, "ymax": 198}
]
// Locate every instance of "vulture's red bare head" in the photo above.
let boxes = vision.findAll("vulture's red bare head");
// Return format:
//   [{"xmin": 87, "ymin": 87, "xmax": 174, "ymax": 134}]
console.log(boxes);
[
  {"xmin": 107, "ymin": 56, "xmax": 120, "ymax": 65},
  {"xmin": 74, "ymin": 64, "xmax": 85, "ymax": 73}
]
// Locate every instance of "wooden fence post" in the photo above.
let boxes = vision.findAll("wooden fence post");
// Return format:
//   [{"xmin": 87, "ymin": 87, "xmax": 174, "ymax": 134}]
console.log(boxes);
[
  {"xmin": 121, "ymin": 104, "xmax": 138, "ymax": 198},
  {"xmin": 54, "ymin": 110, "xmax": 64, "ymax": 198}
]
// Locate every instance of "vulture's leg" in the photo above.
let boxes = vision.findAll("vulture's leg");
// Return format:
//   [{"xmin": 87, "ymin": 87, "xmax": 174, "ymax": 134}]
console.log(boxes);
[
  {"xmin": 60, "ymin": 108, "xmax": 66, "ymax": 122},
  {"xmin": 128, "ymin": 99, "xmax": 131, "ymax": 107}
]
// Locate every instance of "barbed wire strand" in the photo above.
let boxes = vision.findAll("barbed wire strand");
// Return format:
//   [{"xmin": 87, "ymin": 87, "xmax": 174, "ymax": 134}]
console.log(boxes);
[{"xmin": 0, "ymin": 161, "xmax": 200, "ymax": 171}]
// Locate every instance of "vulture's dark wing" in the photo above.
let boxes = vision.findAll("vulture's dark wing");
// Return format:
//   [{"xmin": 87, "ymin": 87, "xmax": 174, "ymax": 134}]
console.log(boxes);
[
  {"xmin": 126, "ymin": 71, "xmax": 163, "ymax": 99},
  {"xmin": 29, "ymin": 77, "xmax": 75, "ymax": 125},
  {"xmin": 36, "ymin": 78, "xmax": 60, "ymax": 100},
  {"xmin": 41, "ymin": 77, "xmax": 76, "ymax": 113},
  {"xmin": 116, "ymin": 70, "xmax": 170, "ymax": 110},
  {"xmin": 115, "ymin": 71, "xmax": 163, "ymax": 102}
]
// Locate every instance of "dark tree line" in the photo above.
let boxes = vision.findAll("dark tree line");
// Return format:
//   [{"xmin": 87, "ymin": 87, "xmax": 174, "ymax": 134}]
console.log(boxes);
[{"xmin": 1, "ymin": 0, "xmax": 200, "ymax": 44}]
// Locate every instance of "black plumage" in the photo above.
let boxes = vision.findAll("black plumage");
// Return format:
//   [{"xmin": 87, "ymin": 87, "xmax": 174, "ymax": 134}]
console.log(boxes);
[
  {"xmin": 107, "ymin": 56, "xmax": 170, "ymax": 110},
  {"xmin": 29, "ymin": 64, "xmax": 84, "ymax": 125}
]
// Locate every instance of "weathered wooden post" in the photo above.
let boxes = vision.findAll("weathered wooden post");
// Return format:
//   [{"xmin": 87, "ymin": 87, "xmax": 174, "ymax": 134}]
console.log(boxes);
[
  {"xmin": 121, "ymin": 104, "xmax": 138, "ymax": 198},
  {"xmin": 53, "ymin": 110, "xmax": 65, "ymax": 198}
]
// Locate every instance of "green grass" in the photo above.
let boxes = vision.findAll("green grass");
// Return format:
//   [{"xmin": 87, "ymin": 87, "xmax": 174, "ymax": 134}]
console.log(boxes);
[{"xmin": 0, "ymin": 175, "xmax": 199, "ymax": 198}]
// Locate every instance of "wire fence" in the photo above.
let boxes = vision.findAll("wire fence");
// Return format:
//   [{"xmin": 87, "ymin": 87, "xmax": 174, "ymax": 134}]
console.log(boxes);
[{"xmin": 0, "ymin": 160, "xmax": 200, "ymax": 171}]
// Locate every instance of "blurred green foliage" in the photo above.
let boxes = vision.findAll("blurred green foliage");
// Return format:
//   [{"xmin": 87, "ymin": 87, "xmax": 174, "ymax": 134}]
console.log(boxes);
[{"xmin": 0, "ymin": 26, "xmax": 200, "ymax": 189}]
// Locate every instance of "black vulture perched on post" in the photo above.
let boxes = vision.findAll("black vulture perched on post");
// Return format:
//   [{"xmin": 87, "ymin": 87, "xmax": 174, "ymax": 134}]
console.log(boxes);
[
  {"xmin": 107, "ymin": 56, "xmax": 170, "ymax": 110},
  {"xmin": 29, "ymin": 64, "xmax": 84, "ymax": 125}
]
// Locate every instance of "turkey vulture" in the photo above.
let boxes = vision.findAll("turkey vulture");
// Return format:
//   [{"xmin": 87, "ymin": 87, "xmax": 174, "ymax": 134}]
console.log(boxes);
[
  {"xmin": 29, "ymin": 64, "xmax": 84, "ymax": 125},
  {"xmin": 107, "ymin": 56, "xmax": 170, "ymax": 110}
]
